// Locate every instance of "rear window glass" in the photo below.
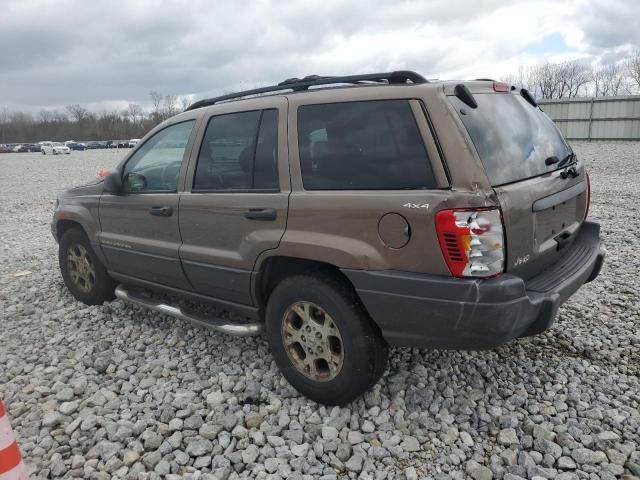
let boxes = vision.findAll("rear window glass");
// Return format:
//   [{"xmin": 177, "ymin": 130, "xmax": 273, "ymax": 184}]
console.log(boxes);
[
  {"xmin": 297, "ymin": 100, "xmax": 435, "ymax": 190},
  {"xmin": 449, "ymin": 93, "xmax": 572, "ymax": 186}
]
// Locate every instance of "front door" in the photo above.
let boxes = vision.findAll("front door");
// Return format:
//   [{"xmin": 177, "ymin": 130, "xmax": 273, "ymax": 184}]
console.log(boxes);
[
  {"xmin": 179, "ymin": 99, "xmax": 289, "ymax": 305},
  {"xmin": 99, "ymin": 119, "xmax": 197, "ymax": 290}
]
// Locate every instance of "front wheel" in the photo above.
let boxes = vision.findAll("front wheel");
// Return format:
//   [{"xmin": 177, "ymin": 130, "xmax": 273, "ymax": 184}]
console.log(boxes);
[
  {"xmin": 265, "ymin": 272, "xmax": 388, "ymax": 405},
  {"xmin": 42, "ymin": 150, "xmax": 46, "ymax": 155},
  {"xmin": 59, "ymin": 228, "xmax": 115, "ymax": 305}
]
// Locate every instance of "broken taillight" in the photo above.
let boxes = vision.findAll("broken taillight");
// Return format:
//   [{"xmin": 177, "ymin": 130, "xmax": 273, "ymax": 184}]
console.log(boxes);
[{"xmin": 435, "ymin": 208, "xmax": 505, "ymax": 277}]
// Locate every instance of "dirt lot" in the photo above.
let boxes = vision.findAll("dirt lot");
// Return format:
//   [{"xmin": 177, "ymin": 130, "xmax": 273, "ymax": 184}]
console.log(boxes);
[{"xmin": 0, "ymin": 144, "xmax": 638, "ymax": 480}]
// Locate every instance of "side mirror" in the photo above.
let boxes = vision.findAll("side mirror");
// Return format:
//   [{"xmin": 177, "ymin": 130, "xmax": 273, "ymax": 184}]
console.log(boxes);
[{"xmin": 103, "ymin": 168, "xmax": 123, "ymax": 194}]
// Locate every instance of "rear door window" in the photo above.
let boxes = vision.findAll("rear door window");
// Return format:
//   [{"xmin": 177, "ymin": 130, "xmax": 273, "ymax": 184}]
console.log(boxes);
[
  {"xmin": 194, "ymin": 109, "xmax": 279, "ymax": 191},
  {"xmin": 449, "ymin": 93, "xmax": 572, "ymax": 186},
  {"xmin": 297, "ymin": 100, "xmax": 435, "ymax": 190}
]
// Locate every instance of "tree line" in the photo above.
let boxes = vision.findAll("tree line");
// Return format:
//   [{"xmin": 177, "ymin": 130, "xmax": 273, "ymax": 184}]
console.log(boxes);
[
  {"xmin": 3, "ymin": 51, "xmax": 640, "ymax": 143},
  {"xmin": 503, "ymin": 51, "xmax": 640, "ymax": 99},
  {"xmin": 0, "ymin": 91, "xmax": 190, "ymax": 144}
]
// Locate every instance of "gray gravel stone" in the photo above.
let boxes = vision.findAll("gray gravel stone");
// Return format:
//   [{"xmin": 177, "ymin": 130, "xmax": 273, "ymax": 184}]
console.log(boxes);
[
  {"xmin": 572, "ymin": 447, "xmax": 608, "ymax": 464},
  {"xmin": 1, "ymin": 144, "xmax": 639, "ymax": 479}
]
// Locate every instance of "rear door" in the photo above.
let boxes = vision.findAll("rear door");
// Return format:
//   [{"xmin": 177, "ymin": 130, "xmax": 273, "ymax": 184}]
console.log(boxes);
[
  {"xmin": 99, "ymin": 119, "xmax": 197, "ymax": 289},
  {"xmin": 448, "ymin": 91, "xmax": 588, "ymax": 279},
  {"xmin": 179, "ymin": 98, "xmax": 289, "ymax": 305},
  {"xmin": 283, "ymin": 92, "xmax": 451, "ymax": 276}
]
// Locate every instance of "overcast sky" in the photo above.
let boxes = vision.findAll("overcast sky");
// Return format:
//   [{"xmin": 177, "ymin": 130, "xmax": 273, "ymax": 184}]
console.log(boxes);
[{"xmin": 1, "ymin": 0, "xmax": 638, "ymax": 113}]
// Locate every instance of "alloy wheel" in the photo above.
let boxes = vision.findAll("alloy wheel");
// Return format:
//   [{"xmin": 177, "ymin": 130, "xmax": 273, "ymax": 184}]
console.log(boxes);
[{"xmin": 281, "ymin": 301, "xmax": 344, "ymax": 381}]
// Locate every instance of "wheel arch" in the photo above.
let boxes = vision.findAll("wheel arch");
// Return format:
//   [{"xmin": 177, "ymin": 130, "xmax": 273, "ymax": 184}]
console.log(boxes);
[
  {"xmin": 253, "ymin": 255, "xmax": 359, "ymax": 308},
  {"xmin": 56, "ymin": 219, "xmax": 86, "ymax": 240}
]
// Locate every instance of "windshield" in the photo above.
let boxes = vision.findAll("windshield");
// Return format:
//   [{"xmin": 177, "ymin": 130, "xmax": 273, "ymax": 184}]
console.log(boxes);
[{"xmin": 449, "ymin": 93, "xmax": 572, "ymax": 186}]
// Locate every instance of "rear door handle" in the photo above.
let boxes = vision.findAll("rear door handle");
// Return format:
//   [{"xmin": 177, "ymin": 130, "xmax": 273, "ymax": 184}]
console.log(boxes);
[
  {"xmin": 149, "ymin": 206, "xmax": 173, "ymax": 217},
  {"xmin": 244, "ymin": 208, "xmax": 277, "ymax": 221}
]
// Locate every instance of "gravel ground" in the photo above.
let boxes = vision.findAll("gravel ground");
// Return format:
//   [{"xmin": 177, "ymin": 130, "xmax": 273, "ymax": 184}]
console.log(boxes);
[{"xmin": 0, "ymin": 144, "xmax": 638, "ymax": 480}]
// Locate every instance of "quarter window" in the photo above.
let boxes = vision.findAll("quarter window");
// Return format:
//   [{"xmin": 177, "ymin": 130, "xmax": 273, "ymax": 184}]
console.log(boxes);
[
  {"xmin": 297, "ymin": 100, "xmax": 435, "ymax": 190},
  {"xmin": 194, "ymin": 109, "xmax": 279, "ymax": 191},
  {"xmin": 122, "ymin": 120, "xmax": 194, "ymax": 192}
]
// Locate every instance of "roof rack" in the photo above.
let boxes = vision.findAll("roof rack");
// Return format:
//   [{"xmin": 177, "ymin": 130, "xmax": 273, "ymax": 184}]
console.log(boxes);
[{"xmin": 186, "ymin": 70, "xmax": 427, "ymax": 111}]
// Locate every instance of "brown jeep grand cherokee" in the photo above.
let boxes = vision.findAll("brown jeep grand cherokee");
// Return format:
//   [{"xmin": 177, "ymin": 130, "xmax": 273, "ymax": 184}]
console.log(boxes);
[{"xmin": 52, "ymin": 71, "xmax": 604, "ymax": 404}]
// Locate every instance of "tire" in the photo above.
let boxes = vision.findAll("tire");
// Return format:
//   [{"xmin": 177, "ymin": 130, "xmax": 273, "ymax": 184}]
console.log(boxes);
[
  {"xmin": 59, "ymin": 228, "xmax": 116, "ymax": 305},
  {"xmin": 42, "ymin": 150, "xmax": 46, "ymax": 155},
  {"xmin": 265, "ymin": 271, "xmax": 388, "ymax": 405}
]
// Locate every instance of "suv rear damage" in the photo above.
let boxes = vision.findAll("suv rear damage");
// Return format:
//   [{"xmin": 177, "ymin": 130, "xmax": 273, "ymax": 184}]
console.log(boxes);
[{"xmin": 52, "ymin": 71, "xmax": 604, "ymax": 404}]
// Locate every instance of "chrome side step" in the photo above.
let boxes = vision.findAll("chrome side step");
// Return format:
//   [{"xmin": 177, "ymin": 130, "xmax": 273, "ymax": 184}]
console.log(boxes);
[{"xmin": 114, "ymin": 284, "xmax": 263, "ymax": 337}]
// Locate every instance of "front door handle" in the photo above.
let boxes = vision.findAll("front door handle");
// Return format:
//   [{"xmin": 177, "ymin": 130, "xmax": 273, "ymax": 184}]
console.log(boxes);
[
  {"xmin": 244, "ymin": 208, "xmax": 277, "ymax": 221},
  {"xmin": 149, "ymin": 206, "xmax": 173, "ymax": 217}
]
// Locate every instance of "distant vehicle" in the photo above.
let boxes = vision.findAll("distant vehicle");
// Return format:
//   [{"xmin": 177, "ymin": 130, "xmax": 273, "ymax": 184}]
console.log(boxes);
[
  {"xmin": 106, "ymin": 140, "xmax": 117, "ymax": 149},
  {"xmin": 128, "ymin": 139, "xmax": 140, "ymax": 148},
  {"xmin": 13, "ymin": 143, "xmax": 41, "ymax": 152},
  {"xmin": 0, "ymin": 144, "xmax": 12, "ymax": 153},
  {"xmin": 12, "ymin": 144, "xmax": 32, "ymax": 152},
  {"xmin": 117, "ymin": 140, "xmax": 129, "ymax": 148},
  {"xmin": 66, "ymin": 142, "xmax": 86, "ymax": 151},
  {"xmin": 86, "ymin": 141, "xmax": 107, "ymax": 149},
  {"xmin": 41, "ymin": 142, "xmax": 71, "ymax": 155}
]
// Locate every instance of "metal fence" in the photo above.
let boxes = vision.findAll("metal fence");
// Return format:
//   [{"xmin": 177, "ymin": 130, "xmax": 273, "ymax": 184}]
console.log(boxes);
[{"xmin": 539, "ymin": 95, "xmax": 640, "ymax": 141}]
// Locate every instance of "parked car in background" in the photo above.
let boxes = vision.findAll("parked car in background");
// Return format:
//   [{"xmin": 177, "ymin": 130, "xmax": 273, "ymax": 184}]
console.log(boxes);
[
  {"xmin": 106, "ymin": 140, "xmax": 117, "ymax": 148},
  {"xmin": 86, "ymin": 141, "xmax": 107, "ymax": 149},
  {"xmin": 13, "ymin": 143, "xmax": 42, "ymax": 152},
  {"xmin": 41, "ymin": 142, "xmax": 71, "ymax": 155},
  {"xmin": 0, "ymin": 144, "xmax": 12, "ymax": 153},
  {"xmin": 66, "ymin": 142, "xmax": 86, "ymax": 151},
  {"xmin": 128, "ymin": 139, "xmax": 140, "ymax": 148}
]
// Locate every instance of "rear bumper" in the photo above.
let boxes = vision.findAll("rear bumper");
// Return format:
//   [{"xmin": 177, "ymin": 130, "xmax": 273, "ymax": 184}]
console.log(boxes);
[{"xmin": 343, "ymin": 221, "xmax": 604, "ymax": 349}]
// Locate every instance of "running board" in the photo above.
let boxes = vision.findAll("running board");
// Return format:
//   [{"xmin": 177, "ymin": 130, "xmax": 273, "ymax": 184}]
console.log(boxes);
[{"xmin": 114, "ymin": 284, "xmax": 263, "ymax": 337}]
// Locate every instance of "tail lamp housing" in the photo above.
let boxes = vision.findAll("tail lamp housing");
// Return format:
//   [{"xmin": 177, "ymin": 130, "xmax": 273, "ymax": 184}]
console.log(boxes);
[
  {"xmin": 584, "ymin": 171, "xmax": 591, "ymax": 220},
  {"xmin": 435, "ymin": 208, "xmax": 505, "ymax": 277}
]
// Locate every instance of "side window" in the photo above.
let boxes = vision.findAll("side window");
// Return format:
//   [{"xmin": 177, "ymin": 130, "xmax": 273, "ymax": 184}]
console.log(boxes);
[
  {"xmin": 297, "ymin": 100, "xmax": 435, "ymax": 190},
  {"xmin": 122, "ymin": 120, "xmax": 194, "ymax": 193},
  {"xmin": 193, "ymin": 109, "xmax": 279, "ymax": 191}
]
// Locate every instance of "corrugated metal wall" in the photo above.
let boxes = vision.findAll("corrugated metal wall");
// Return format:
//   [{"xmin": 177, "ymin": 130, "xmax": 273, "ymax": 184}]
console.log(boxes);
[{"xmin": 539, "ymin": 95, "xmax": 640, "ymax": 140}]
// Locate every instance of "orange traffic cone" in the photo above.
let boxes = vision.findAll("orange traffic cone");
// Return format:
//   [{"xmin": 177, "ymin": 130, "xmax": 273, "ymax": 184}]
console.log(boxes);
[{"xmin": 0, "ymin": 400, "xmax": 28, "ymax": 480}]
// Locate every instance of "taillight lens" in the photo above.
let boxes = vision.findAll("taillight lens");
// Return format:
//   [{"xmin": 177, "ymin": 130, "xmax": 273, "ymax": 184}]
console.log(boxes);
[
  {"xmin": 435, "ymin": 208, "xmax": 505, "ymax": 277},
  {"xmin": 584, "ymin": 171, "xmax": 591, "ymax": 220}
]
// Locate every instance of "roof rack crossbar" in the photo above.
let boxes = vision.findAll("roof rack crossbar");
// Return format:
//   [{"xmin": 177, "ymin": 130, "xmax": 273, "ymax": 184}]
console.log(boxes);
[{"xmin": 186, "ymin": 70, "xmax": 427, "ymax": 111}]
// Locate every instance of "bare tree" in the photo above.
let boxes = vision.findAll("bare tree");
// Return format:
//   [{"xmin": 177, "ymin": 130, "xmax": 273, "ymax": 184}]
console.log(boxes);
[
  {"xmin": 593, "ymin": 63, "xmax": 626, "ymax": 97},
  {"xmin": 162, "ymin": 94, "xmax": 178, "ymax": 119},
  {"xmin": 557, "ymin": 61, "xmax": 592, "ymax": 98},
  {"xmin": 149, "ymin": 90, "xmax": 163, "ymax": 119},
  {"xmin": 626, "ymin": 50, "xmax": 640, "ymax": 92},
  {"xmin": 0, "ymin": 107, "xmax": 9, "ymax": 143},
  {"xmin": 126, "ymin": 103, "xmax": 143, "ymax": 124},
  {"xmin": 523, "ymin": 60, "xmax": 592, "ymax": 99},
  {"xmin": 65, "ymin": 104, "xmax": 89, "ymax": 122},
  {"xmin": 179, "ymin": 95, "xmax": 191, "ymax": 112}
]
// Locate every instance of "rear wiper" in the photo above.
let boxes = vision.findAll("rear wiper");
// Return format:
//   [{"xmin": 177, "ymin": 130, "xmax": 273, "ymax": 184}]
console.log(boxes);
[
  {"xmin": 557, "ymin": 152, "xmax": 576, "ymax": 168},
  {"xmin": 559, "ymin": 152, "xmax": 579, "ymax": 178}
]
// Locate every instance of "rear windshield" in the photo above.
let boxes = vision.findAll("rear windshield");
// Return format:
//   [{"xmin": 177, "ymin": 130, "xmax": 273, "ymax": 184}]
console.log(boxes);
[{"xmin": 449, "ymin": 93, "xmax": 571, "ymax": 186}]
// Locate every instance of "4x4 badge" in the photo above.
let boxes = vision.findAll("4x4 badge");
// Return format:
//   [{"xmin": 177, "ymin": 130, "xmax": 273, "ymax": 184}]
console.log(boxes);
[{"xmin": 402, "ymin": 203, "xmax": 430, "ymax": 209}]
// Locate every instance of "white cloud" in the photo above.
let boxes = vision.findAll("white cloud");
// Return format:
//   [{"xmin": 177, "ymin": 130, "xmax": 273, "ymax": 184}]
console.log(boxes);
[{"xmin": 0, "ymin": 0, "xmax": 638, "ymax": 111}]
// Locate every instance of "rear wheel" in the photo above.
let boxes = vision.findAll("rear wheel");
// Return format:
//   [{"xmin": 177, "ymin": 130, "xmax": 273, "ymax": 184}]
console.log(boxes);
[
  {"xmin": 59, "ymin": 228, "xmax": 115, "ymax": 305},
  {"xmin": 265, "ymin": 272, "xmax": 388, "ymax": 405}
]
